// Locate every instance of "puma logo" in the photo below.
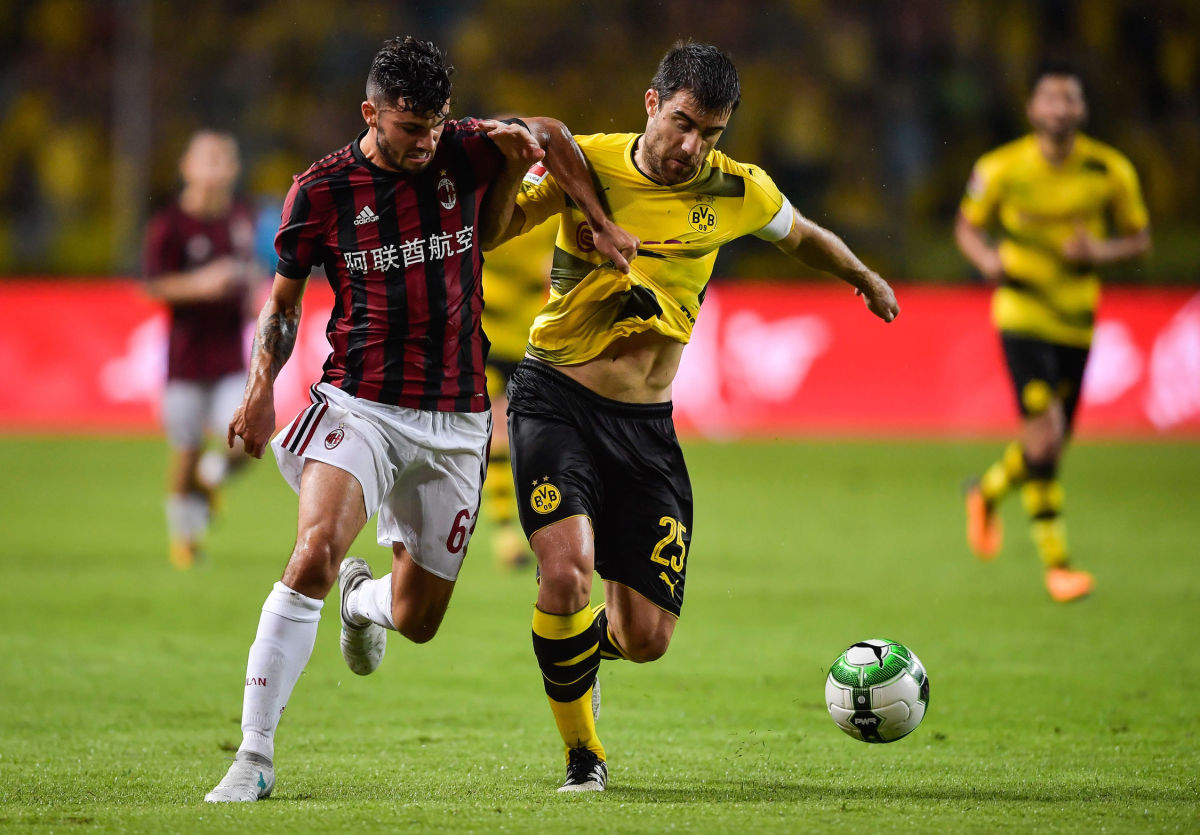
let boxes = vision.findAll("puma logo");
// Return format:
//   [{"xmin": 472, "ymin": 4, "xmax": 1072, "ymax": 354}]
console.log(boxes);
[{"xmin": 659, "ymin": 571, "xmax": 678, "ymax": 597}]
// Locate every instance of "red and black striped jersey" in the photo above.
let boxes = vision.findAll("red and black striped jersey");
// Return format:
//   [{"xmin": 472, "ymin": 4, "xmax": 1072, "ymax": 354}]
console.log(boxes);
[
  {"xmin": 142, "ymin": 200, "xmax": 256, "ymax": 382},
  {"xmin": 275, "ymin": 122, "xmax": 505, "ymax": 412}
]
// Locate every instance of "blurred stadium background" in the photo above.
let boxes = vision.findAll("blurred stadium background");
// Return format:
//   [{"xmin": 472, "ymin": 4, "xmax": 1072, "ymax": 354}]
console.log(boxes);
[
  {"xmin": 1, "ymin": 0, "xmax": 1197, "ymax": 437},
  {"xmin": 2, "ymin": 0, "xmax": 1198, "ymax": 279}
]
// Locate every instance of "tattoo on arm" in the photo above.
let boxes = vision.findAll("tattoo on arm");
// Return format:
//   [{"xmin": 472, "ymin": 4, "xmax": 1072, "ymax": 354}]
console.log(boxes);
[{"xmin": 251, "ymin": 306, "xmax": 300, "ymax": 381}]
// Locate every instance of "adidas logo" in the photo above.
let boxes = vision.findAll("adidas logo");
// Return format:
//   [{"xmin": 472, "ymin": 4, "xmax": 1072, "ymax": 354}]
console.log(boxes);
[{"xmin": 353, "ymin": 205, "xmax": 379, "ymax": 226}]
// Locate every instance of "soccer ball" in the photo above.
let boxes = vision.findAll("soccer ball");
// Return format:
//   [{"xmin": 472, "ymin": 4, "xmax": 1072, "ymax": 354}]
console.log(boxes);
[{"xmin": 825, "ymin": 639, "xmax": 929, "ymax": 743}]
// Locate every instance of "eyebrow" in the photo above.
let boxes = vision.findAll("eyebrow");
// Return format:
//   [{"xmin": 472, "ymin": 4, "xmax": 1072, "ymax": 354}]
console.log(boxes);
[
  {"xmin": 382, "ymin": 107, "xmax": 450, "ymax": 129},
  {"xmin": 672, "ymin": 109, "xmax": 726, "ymax": 134}
]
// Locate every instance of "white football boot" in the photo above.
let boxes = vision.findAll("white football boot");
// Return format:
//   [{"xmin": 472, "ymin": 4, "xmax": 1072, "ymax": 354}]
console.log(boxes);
[
  {"xmin": 204, "ymin": 751, "xmax": 274, "ymax": 802},
  {"xmin": 338, "ymin": 556, "xmax": 387, "ymax": 675}
]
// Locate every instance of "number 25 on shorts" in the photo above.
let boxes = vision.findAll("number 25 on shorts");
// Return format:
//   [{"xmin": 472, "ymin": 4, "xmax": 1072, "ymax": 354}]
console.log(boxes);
[{"xmin": 650, "ymin": 516, "xmax": 687, "ymax": 595}]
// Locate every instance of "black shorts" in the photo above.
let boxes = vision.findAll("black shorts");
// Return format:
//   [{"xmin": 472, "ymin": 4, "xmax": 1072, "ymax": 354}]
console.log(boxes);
[
  {"xmin": 1000, "ymin": 333, "xmax": 1090, "ymax": 430},
  {"xmin": 507, "ymin": 359, "xmax": 692, "ymax": 616}
]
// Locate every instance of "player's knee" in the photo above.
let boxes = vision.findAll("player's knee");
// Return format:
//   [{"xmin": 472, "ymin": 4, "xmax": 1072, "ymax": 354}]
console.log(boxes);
[
  {"xmin": 621, "ymin": 629, "xmax": 672, "ymax": 663},
  {"xmin": 1022, "ymin": 435, "xmax": 1062, "ymax": 474},
  {"xmin": 288, "ymin": 534, "xmax": 342, "ymax": 589},
  {"xmin": 538, "ymin": 561, "xmax": 592, "ymax": 608},
  {"xmin": 393, "ymin": 615, "xmax": 440, "ymax": 644}
]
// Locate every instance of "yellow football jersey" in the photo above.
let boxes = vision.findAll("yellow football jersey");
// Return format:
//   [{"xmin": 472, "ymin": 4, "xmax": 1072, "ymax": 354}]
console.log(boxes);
[
  {"xmin": 481, "ymin": 217, "xmax": 555, "ymax": 363},
  {"xmin": 960, "ymin": 133, "xmax": 1149, "ymax": 347},
  {"xmin": 514, "ymin": 133, "xmax": 794, "ymax": 365}
]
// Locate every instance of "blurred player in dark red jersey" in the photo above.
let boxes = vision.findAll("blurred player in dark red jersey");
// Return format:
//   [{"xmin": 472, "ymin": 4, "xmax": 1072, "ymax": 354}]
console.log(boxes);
[
  {"xmin": 142, "ymin": 130, "xmax": 260, "ymax": 569},
  {"xmin": 204, "ymin": 36, "xmax": 637, "ymax": 803}
]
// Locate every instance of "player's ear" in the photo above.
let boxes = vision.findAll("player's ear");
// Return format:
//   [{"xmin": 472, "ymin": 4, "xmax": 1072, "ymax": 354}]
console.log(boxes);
[
  {"xmin": 645, "ymin": 89, "xmax": 659, "ymax": 117},
  {"xmin": 362, "ymin": 100, "xmax": 377, "ymax": 129}
]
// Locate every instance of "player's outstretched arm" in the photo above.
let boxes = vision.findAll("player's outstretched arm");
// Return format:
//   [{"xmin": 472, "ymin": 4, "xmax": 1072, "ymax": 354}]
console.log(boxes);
[
  {"xmin": 516, "ymin": 117, "xmax": 639, "ymax": 273},
  {"xmin": 774, "ymin": 208, "xmax": 899, "ymax": 322},
  {"xmin": 228, "ymin": 273, "xmax": 304, "ymax": 458}
]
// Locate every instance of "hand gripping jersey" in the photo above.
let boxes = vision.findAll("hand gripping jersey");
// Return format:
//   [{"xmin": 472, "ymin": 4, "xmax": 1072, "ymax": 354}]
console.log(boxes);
[
  {"xmin": 514, "ymin": 133, "xmax": 794, "ymax": 365},
  {"xmin": 959, "ymin": 133, "xmax": 1149, "ymax": 348}
]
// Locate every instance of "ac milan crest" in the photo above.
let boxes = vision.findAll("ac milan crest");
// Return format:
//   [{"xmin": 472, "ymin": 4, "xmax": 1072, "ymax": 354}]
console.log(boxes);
[
  {"xmin": 324, "ymin": 427, "xmax": 345, "ymax": 449},
  {"xmin": 437, "ymin": 174, "xmax": 457, "ymax": 210}
]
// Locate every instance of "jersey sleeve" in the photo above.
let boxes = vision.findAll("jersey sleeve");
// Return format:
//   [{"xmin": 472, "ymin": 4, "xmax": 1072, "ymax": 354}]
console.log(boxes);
[
  {"xmin": 743, "ymin": 165, "xmax": 794, "ymax": 241},
  {"xmin": 141, "ymin": 211, "xmax": 179, "ymax": 279},
  {"xmin": 274, "ymin": 177, "xmax": 325, "ymax": 280},
  {"xmin": 460, "ymin": 130, "xmax": 506, "ymax": 184},
  {"xmin": 514, "ymin": 160, "xmax": 567, "ymax": 234},
  {"xmin": 959, "ymin": 153, "xmax": 1005, "ymax": 228},
  {"xmin": 1107, "ymin": 152, "xmax": 1150, "ymax": 234}
]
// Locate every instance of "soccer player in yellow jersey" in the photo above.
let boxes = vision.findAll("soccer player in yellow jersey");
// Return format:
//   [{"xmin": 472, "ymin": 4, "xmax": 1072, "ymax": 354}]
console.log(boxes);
[
  {"xmin": 480, "ymin": 217, "xmax": 555, "ymax": 568},
  {"xmin": 956, "ymin": 61, "xmax": 1151, "ymax": 603},
  {"xmin": 496, "ymin": 41, "xmax": 899, "ymax": 792}
]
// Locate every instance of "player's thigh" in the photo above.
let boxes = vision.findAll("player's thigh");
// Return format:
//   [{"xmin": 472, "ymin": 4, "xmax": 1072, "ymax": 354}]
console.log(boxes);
[
  {"xmin": 508, "ymin": 410, "xmax": 602, "ymax": 548},
  {"xmin": 284, "ymin": 459, "xmax": 369, "ymax": 596},
  {"xmin": 272, "ymin": 383, "xmax": 396, "ymax": 525},
  {"xmin": 1055, "ymin": 344, "xmax": 1091, "ymax": 432},
  {"xmin": 1000, "ymin": 333, "xmax": 1059, "ymax": 418},
  {"xmin": 593, "ymin": 422, "xmax": 693, "ymax": 619},
  {"xmin": 602, "ymin": 578, "xmax": 678, "ymax": 661},
  {"xmin": 162, "ymin": 379, "xmax": 209, "ymax": 449},
  {"xmin": 376, "ymin": 409, "xmax": 492, "ymax": 582},
  {"xmin": 388, "ymin": 543, "xmax": 457, "ymax": 642}
]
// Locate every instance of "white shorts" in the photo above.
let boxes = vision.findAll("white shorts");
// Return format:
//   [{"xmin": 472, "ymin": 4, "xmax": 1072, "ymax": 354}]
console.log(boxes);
[
  {"xmin": 162, "ymin": 373, "xmax": 246, "ymax": 450},
  {"xmin": 271, "ymin": 383, "xmax": 492, "ymax": 581}
]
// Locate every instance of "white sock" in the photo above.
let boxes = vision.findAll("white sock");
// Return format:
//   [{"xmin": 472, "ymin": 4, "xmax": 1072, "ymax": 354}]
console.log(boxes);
[
  {"xmin": 347, "ymin": 574, "xmax": 397, "ymax": 630},
  {"xmin": 197, "ymin": 449, "xmax": 229, "ymax": 490},
  {"xmin": 165, "ymin": 493, "xmax": 209, "ymax": 540},
  {"xmin": 237, "ymin": 582, "xmax": 323, "ymax": 762}
]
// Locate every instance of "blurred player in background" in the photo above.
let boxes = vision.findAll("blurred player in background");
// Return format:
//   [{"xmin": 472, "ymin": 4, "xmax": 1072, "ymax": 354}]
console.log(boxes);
[
  {"xmin": 480, "ymin": 212, "xmax": 555, "ymax": 569},
  {"xmin": 204, "ymin": 36, "xmax": 636, "ymax": 803},
  {"xmin": 956, "ymin": 61, "xmax": 1151, "ymax": 603},
  {"xmin": 142, "ymin": 130, "xmax": 259, "ymax": 569},
  {"xmin": 496, "ymin": 41, "xmax": 899, "ymax": 792}
]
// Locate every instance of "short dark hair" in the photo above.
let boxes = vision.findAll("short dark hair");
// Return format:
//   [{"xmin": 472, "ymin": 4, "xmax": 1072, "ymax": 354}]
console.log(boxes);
[
  {"xmin": 1029, "ymin": 58, "xmax": 1087, "ymax": 98},
  {"xmin": 650, "ymin": 40, "xmax": 740, "ymax": 115},
  {"xmin": 366, "ymin": 36, "xmax": 454, "ymax": 117}
]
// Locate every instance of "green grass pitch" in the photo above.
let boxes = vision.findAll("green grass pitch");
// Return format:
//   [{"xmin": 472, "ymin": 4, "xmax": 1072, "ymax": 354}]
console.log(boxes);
[{"xmin": 1, "ymin": 436, "xmax": 1197, "ymax": 832}]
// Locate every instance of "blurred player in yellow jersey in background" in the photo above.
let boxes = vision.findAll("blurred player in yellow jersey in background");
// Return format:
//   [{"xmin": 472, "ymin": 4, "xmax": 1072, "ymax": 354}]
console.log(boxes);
[
  {"xmin": 955, "ymin": 60, "xmax": 1151, "ymax": 603},
  {"xmin": 481, "ymin": 213, "xmax": 556, "ymax": 568}
]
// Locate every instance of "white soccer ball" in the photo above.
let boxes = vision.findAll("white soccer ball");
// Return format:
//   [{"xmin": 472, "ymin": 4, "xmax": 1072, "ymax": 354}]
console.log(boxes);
[{"xmin": 825, "ymin": 638, "xmax": 929, "ymax": 743}]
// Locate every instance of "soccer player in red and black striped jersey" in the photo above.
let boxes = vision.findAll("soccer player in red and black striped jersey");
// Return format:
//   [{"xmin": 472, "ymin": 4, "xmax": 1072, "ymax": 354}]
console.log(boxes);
[
  {"xmin": 204, "ymin": 36, "xmax": 638, "ymax": 803},
  {"xmin": 142, "ymin": 131, "xmax": 261, "ymax": 570}
]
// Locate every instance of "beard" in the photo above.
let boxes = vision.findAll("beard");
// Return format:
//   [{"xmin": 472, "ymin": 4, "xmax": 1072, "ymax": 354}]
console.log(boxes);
[
  {"xmin": 646, "ymin": 143, "xmax": 699, "ymax": 184},
  {"xmin": 376, "ymin": 134, "xmax": 432, "ymax": 174}
]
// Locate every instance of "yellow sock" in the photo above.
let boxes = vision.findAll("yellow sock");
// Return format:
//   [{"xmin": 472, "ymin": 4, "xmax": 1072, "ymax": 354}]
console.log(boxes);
[
  {"xmin": 532, "ymin": 606, "xmax": 605, "ymax": 760},
  {"xmin": 1021, "ymin": 480, "xmax": 1068, "ymax": 567},
  {"xmin": 980, "ymin": 441, "xmax": 1027, "ymax": 504},
  {"xmin": 592, "ymin": 603, "xmax": 630, "ymax": 661}
]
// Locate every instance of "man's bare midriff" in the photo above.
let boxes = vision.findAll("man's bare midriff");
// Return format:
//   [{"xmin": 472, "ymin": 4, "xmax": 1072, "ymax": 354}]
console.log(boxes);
[{"xmin": 539, "ymin": 330, "xmax": 685, "ymax": 403}]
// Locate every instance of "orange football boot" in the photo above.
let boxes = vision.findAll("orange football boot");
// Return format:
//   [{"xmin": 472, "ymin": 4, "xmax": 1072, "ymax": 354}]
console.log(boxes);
[
  {"xmin": 1045, "ymin": 567, "xmax": 1094, "ymax": 602},
  {"xmin": 169, "ymin": 539, "xmax": 198, "ymax": 570},
  {"xmin": 964, "ymin": 479, "xmax": 1002, "ymax": 560}
]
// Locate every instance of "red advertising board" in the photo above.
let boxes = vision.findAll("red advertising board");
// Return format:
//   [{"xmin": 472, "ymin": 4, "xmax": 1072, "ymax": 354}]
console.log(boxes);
[{"xmin": 1, "ymin": 279, "xmax": 1197, "ymax": 437}]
